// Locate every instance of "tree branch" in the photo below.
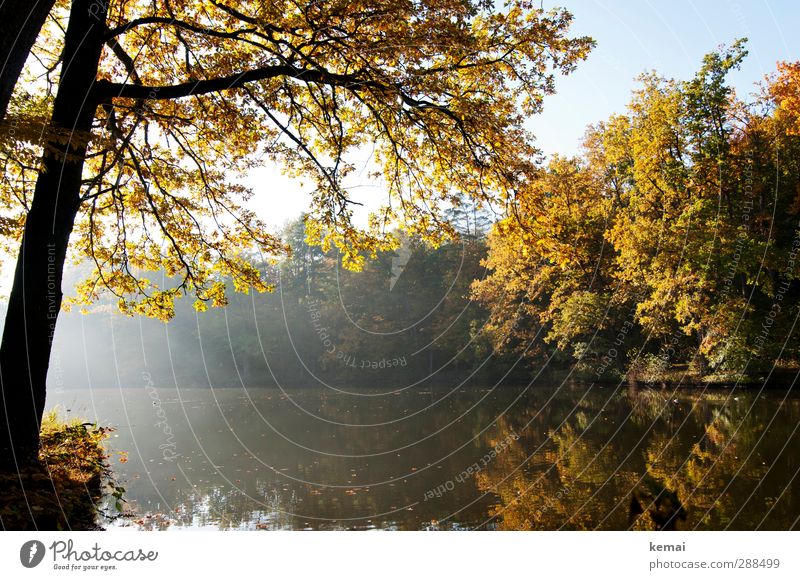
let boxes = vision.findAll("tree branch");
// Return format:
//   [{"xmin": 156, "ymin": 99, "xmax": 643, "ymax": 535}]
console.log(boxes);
[
  {"xmin": 94, "ymin": 65, "xmax": 385, "ymax": 102},
  {"xmin": 104, "ymin": 16, "xmax": 257, "ymax": 42}
]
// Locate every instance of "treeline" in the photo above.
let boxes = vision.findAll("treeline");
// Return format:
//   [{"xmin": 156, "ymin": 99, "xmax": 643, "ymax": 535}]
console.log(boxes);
[
  {"xmin": 45, "ymin": 211, "xmax": 516, "ymax": 389},
  {"xmin": 474, "ymin": 42, "xmax": 800, "ymax": 382}
]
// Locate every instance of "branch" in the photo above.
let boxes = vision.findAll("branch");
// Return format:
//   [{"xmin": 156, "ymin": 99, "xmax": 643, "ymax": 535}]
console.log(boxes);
[
  {"xmin": 104, "ymin": 16, "xmax": 257, "ymax": 42},
  {"xmin": 105, "ymin": 38, "xmax": 141, "ymax": 84},
  {"xmin": 94, "ymin": 65, "xmax": 385, "ymax": 102}
]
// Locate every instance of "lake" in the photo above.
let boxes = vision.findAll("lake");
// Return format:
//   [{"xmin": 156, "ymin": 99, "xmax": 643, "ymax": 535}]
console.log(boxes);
[{"xmin": 48, "ymin": 384, "xmax": 800, "ymax": 530}]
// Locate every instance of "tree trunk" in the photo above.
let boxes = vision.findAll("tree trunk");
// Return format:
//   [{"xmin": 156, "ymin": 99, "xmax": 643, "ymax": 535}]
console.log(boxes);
[
  {"xmin": 0, "ymin": 0, "xmax": 106, "ymax": 467},
  {"xmin": 0, "ymin": 0, "xmax": 56, "ymax": 122}
]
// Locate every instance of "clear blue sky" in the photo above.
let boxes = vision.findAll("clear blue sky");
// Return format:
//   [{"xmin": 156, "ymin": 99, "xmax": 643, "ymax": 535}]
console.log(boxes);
[{"xmin": 530, "ymin": 0, "xmax": 800, "ymax": 156}]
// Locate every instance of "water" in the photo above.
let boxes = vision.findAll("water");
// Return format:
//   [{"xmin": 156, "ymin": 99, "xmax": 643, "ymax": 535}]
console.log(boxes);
[{"xmin": 48, "ymin": 384, "xmax": 800, "ymax": 530}]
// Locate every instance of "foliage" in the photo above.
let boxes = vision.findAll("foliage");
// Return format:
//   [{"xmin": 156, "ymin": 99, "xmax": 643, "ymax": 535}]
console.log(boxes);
[
  {"xmin": 0, "ymin": 0, "xmax": 593, "ymax": 320},
  {"xmin": 474, "ymin": 43, "xmax": 800, "ymax": 378},
  {"xmin": 771, "ymin": 61, "xmax": 800, "ymax": 134}
]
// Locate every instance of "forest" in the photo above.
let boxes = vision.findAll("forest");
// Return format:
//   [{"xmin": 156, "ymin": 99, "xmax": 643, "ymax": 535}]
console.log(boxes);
[{"xmin": 39, "ymin": 42, "xmax": 800, "ymax": 391}]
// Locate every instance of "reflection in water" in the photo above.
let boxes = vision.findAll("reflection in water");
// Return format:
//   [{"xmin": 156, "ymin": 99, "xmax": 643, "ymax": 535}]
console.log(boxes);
[{"xmin": 49, "ymin": 385, "xmax": 800, "ymax": 530}]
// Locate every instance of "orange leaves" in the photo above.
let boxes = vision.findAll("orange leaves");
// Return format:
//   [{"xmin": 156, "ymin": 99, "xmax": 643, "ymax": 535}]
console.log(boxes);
[{"xmin": 771, "ymin": 61, "xmax": 800, "ymax": 135}]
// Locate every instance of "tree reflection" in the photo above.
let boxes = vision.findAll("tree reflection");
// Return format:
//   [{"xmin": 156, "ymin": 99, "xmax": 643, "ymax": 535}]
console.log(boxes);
[
  {"xmin": 475, "ymin": 388, "xmax": 799, "ymax": 530},
  {"xmin": 97, "ymin": 385, "xmax": 798, "ymax": 530}
]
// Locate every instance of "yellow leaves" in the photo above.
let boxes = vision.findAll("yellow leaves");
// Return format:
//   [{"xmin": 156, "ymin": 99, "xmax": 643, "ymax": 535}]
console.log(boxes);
[
  {"xmin": 304, "ymin": 210, "xmax": 401, "ymax": 273},
  {"xmin": 117, "ymin": 289, "xmax": 179, "ymax": 321},
  {"xmin": 340, "ymin": 247, "xmax": 365, "ymax": 272},
  {"xmin": 474, "ymin": 151, "xmax": 619, "ymax": 355},
  {"xmin": 207, "ymin": 281, "xmax": 228, "ymax": 309},
  {"xmin": 5, "ymin": 0, "xmax": 596, "ymax": 328},
  {"xmin": 304, "ymin": 218, "xmax": 325, "ymax": 249}
]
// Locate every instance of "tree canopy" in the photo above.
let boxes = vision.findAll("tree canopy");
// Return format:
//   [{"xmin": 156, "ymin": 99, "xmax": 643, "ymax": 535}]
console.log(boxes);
[
  {"xmin": 1, "ymin": 0, "xmax": 593, "ymax": 318},
  {"xmin": 474, "ymin": 44, "xmax": 800, "ymax": 379}
]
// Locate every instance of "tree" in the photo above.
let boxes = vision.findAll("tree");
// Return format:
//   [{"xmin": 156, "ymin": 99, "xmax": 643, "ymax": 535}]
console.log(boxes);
[
  {"xmin": 0, "ymin": 0, "xmax": 593, "ymax": 464},
  {"xmin": 472, "ymin": 155, "xmax": 622, "ymax": 369},
  {"xmin": 771, "ymin": 61, "xmax": 800, "ymax": 135},
  {"xmin": 0, "ymin": 0, "xmax": 57, "ymax": 122},
  {"xmin": 475, "ymin": 43, "xmax": 800, "ymax": 380}
]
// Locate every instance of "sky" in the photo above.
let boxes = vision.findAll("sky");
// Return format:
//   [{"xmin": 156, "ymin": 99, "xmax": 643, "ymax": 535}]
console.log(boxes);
[
  {"xmin": 246, "ymin": 0, "xmax": 800, "ymax": 230},
  {"xmin": 528, "ymin": 0, "xmax": 800, "ymax": 157}
]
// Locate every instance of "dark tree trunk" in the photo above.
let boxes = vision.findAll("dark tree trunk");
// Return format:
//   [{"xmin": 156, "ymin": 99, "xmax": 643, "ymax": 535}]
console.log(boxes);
[
  {"xmin": 0, "ymin": 0, "xmax": 106, "ymax": 467},
  {"xmin": 0, "ymin": 0, "xmax": 56, "ymax": 122}
]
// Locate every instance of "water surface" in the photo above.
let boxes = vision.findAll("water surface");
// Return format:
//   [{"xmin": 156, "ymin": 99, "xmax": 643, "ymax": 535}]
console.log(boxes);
[{"xmin": 49, "ymin": 384, "xmax": 800, "ymax": 530}]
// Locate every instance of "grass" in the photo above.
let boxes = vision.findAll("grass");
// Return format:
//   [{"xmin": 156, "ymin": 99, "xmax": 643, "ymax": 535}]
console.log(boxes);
[{"xmin": 0, "ymin": 409, "xmax": 124, "ymax": 530}]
